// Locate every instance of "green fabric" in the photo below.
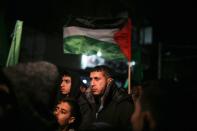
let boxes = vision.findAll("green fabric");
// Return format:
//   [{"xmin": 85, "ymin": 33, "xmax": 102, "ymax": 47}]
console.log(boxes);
[
  {"xmin": 6, "ymin": 20, "xmax": 23, "ymax": 67},
  {"xmin": 124, "ymin": 48, "xmax": 143, "ymax": 89},
  {"xmin": 132, "ymin": 48, "xmax": 143, "ymax": 83},
  {"xmin": 64, "ymin": 35, "xmax": 127, "ymax": 61}
]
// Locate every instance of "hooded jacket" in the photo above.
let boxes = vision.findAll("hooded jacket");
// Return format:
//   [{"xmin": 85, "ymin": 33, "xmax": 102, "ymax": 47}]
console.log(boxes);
[{"xmin": 78, "ymin": 80, "xmax": 134, "ymax": 130}]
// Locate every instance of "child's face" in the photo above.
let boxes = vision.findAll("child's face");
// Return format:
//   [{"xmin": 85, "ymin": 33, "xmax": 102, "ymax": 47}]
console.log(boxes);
[
  {"xmin": 60, "ymin": 76, "xmax": 72, "ymax": 95},
  {"xmin": 54, "ymin": 101, "xmax": 74, "ymax": 126}
]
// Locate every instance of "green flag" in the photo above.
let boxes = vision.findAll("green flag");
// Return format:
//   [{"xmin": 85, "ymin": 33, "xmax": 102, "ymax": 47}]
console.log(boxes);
[{"xmin": 6, "ymin": 20, "xmax": 23, "ymax": 67}]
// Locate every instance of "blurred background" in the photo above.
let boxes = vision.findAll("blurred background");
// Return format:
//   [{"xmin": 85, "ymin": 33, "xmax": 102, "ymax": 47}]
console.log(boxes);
[{"xmin": 1, "ymin": 0, "xmax": 196, "ymax": 86}]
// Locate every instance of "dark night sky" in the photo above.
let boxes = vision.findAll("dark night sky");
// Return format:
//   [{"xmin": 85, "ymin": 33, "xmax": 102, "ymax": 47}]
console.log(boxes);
[{"xmin": 3, "ymin": 0, "xmax": 196, "ymax": 44}]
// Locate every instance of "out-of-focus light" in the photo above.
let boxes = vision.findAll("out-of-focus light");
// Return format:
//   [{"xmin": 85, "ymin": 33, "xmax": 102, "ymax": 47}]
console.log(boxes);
[
  {"xmin": 97, "ymin": 50, "xmax": 102, "ymax": 57},
  {"xmin": 131, "ymin": 61, "xmax": 136, "ymax": 66},
  {"xmin": 82, "ymin": 79, "xmax": 87, "ymax": 84},
  {"xmin": 81, "ymin": 54, "xmax": 88, "ymax": 69},
  {"xmin": 81, "ymin": 54, "xmax": 105, "ymax": 69}
]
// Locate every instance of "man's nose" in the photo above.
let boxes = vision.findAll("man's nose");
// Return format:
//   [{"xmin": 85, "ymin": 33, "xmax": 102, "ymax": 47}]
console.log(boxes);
[
  {"xmin": 90, "ymin": 80, "xmax": 95, "ymax": 86},
  {"xmin": 54, "ymin": 110, "xmax": 59, "ymax": 115},
  {"xmin": 60, "ymin": 82, "xmax": 64, "ymax": 87}
]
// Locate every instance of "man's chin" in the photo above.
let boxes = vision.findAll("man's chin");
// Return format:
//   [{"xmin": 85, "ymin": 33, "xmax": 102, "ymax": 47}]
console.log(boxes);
[
  {"xmin": 92, "ymin": 92, "xmax": 99, "ymax": 96},
  {"xmin": 61, "ymin": 91, "xmax": 68, "ymax": 95}
]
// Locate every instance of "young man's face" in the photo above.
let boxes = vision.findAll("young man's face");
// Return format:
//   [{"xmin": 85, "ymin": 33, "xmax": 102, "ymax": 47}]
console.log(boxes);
[
  {"xmin": 60, "ymin": 76, "xmax": 71, "ymax": 95},
  {"xmin": 54, "ymin": 101, "xmax": 75, "ymax": 126},
  {"xmin": 90, "ymin": 71, "xmax": 110, "ymax": 96}
]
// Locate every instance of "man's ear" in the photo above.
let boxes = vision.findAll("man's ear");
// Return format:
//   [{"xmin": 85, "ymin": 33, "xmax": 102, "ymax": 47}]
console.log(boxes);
[
  {"xmin": 107, "ymin": 78, "xmax": 113, "ymax": 84},
  {"xmin": 68, "ymin": 116, "xmax": 75, "ymax": 124}
]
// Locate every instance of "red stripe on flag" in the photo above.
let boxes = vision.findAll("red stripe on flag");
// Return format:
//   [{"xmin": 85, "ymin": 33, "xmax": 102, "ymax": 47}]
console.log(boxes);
[{"xmin": 114, "ymin": 19, "xmax": 132, "ymax": 61}]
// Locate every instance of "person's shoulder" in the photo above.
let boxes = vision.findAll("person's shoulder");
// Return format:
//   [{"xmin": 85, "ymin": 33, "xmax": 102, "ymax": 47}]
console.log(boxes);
[
  {"xmin": 112, "ymin": 87, "xmax": 132, "ymax": 103},
  {"xmin": 77, "ymin": 93, "xmax": 88, "ymax": 104}
]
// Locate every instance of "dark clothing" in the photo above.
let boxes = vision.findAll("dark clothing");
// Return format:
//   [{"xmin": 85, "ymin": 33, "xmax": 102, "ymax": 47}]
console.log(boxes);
[
  {"xmin": 78, "ymin": 82, "xmax": 134, "ymax": 130},
  {"xmin": 1, "ymin": 61, "xmax": 59, "ymax": 131}
]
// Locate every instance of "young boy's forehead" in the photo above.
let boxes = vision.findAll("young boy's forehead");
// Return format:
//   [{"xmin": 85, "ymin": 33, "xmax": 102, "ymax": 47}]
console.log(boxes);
[
  {"xmin": 63, "ymin": 74, "xmax": 71, "ymax": 77},
  {"xmin": 62, "ymin": 75, "xmax": 71, "ymax": 79}
]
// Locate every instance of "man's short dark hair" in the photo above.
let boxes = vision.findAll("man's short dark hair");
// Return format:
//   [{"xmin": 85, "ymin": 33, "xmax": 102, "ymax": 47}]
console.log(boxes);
[
  {"xmin": 61, "ymin": 70, "xmax": 72, "ymax": 77},
  {"xmin": 90, "ymin": 65, "xmax": 113, "ymax": 78}
]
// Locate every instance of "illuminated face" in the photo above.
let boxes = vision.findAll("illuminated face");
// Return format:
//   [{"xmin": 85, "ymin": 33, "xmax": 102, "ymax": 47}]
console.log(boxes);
[
  {"xmin": 54, "ymin": 101, "xmax": 75, "ymax": 126},
  {"xmin": 90, "ymin": 71, "xmax": 110, "ymax": 96},
  {"xmin": 60, "ymin": 76, "xmax": 71, "ymax": 95}
]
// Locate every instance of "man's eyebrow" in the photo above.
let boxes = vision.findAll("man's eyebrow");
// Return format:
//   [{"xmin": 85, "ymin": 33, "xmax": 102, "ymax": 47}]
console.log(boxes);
[
  {"xmin": 63, "ymin": 79, "xmax": 71, "ymax": 81},
  {"xmin": 61, "ymin": 109, "xmax": 66, "ymax": 111},
  {"xmin": 90, "ymin": 77, "xmax": 100, "ymax": 79},
  {"xmin": 61, "ymin": 108, "xmax": 70, "ymax": 113}
]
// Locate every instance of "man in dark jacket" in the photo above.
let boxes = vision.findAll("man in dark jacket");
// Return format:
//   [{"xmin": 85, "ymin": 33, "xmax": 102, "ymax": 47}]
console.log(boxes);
[{"xmin": 79, "ymin": 65, "xmax": 134, "ymax": 130}]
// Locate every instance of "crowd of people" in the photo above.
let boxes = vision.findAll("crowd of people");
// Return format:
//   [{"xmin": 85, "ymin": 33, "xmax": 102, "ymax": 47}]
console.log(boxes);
[{"xmin": 0, "ymin": 61, "xmax": 196, "ymax": 131}]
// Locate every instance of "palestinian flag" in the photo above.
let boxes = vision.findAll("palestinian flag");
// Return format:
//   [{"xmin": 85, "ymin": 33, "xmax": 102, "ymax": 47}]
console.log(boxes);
[{"xmin": 63, "ymin": 17, "xmax": 132, "ymax": 61}]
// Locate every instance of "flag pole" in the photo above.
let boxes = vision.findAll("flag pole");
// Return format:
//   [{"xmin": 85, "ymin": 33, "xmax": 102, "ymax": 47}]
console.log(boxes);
[{"xmin": 128, "ymin": 62, "xmax": 131, "ymax": 94}]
